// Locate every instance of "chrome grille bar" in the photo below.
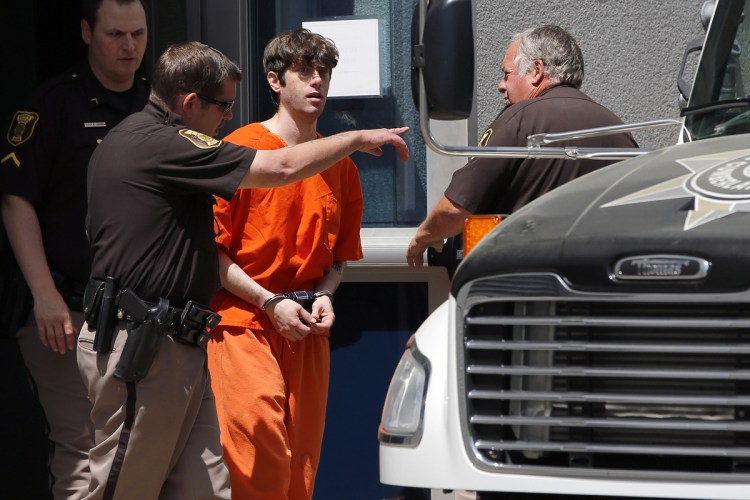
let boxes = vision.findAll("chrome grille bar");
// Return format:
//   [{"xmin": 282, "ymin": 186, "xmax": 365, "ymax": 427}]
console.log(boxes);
[
  {"xmin": 468, "ymin": 390, "xmax": 750, "ymax": 406},
  {"xmin": 474, "ymin": 440, "xmax": 750, "ymax": 458},
  {"xmin": 466, "ymin": 315, "xmax": 750, "ymax": 328},
  {"xmin": 467, "ymin": 339, "xmax": 750, "ymax": 354},
  {"xmin": 467, "ymin": 365, "xmax": 750, "ymax": 380},
  {"xmin": 470, "ymin": 415, "xmax": 750, "ymax": 431}
]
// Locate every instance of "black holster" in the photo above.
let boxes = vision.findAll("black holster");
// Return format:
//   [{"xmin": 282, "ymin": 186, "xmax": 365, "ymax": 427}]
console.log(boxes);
[
  {"xmin": 83, "ymin": 278, "xmax": 104, "ymax": 324},
  {"xmin": 114, "ymin": 297, "xmax": 169, "ymax": 383},
  {"xmin": 91, "ymin": 277, "xmax": 119, "ymax": 353}
]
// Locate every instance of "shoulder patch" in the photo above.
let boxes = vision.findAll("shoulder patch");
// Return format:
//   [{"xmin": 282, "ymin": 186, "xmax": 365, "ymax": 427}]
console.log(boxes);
[
  {"xmin": 469, "ymin": 127, "xmax": 495, "ymax": 161},
  {"xmin": 7, "ymin": 111, "xmax": 40, "ymax": 147},
  {"xmin": 179, "ymin": 128, "xmax": 222, "ymax": 149},
  {"xmin": 479, "ymin": 127, "xmax": 493, "ymax": 147}
]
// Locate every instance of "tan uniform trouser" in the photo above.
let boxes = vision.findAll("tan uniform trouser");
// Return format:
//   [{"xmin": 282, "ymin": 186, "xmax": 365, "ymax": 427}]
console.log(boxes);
[
  {"xmin": 77, "ymin": 321, "xmax": 230, "ymax": 499},
  {"xmin": 17, "ymin": 309, "xmax": 93, "ymax": 500}
]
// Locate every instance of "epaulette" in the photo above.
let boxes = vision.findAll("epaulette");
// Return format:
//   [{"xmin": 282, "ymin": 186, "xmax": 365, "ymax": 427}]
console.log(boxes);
[{"xmin": 33, "ymin": 66, "xmax": 86, "ymax": 99}]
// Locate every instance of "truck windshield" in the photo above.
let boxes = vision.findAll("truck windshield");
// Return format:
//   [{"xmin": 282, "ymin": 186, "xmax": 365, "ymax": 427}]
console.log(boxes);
[{"xmin": 683, "ymin": 0, "xmax": 750, "ymax": 140}]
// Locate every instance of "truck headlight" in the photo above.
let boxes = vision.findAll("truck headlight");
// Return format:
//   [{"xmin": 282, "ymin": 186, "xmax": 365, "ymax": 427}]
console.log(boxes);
[{"xmin": 379, "ymin": 337, "xmax": 430, "ymax": 446}]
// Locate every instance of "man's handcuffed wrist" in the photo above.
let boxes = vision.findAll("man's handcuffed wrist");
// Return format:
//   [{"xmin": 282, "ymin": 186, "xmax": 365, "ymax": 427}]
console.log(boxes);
[
  {"xmin": 261, "ymin": 293, "xmax": 286, "ymax": 312},
  {"xmin": 314, "ymin": 290, "xmax": 334, "ymax": 302}
]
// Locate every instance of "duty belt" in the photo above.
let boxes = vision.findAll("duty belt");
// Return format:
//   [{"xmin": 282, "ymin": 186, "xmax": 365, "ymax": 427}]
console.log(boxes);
[
  {"xmin": 84, "ymin": 278, "xmax": 221, "ymax": 349},
  {"xmin": 118, "ymin": 290, "xmax": 221, "ymax": 348}
]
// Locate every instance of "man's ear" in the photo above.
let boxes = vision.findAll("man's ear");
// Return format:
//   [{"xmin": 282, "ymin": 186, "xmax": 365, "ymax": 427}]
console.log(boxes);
[
  {"xmin": 267, "ymin": 71, "xmax": 282, "ymax": 95},
  {"xmin": 531, "ymin": 59, "xmax": 545, "ymax": 86},
  {"xmin": 179, "ymin": 92, "xmax": 200, "ymax": 119},
  {"xmin": 81, "ymin": 20, "xmax": 92, "ymax": 45}
]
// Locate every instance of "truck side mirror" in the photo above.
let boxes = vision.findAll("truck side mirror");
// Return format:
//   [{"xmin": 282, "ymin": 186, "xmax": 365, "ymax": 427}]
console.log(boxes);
[
  {"xmin": 677, "ymin": 0, "xmax": 715, "ymax": 107},
  {"xmin": 677, "ymin": 36, "xmax": 703, "ymax": 108},
  {"xmin": 411, "ymin": 0, "xmax": 474, "ymax": 120}
]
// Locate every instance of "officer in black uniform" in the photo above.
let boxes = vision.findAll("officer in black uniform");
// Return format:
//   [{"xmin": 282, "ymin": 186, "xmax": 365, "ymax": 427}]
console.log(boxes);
[
  {"xmin": 78, "ymin": 41, "xmax": 409, "ymax": 498},
  {"xmin": 0, "ymin": 1, "xmax": 148, "ymax": 498}
]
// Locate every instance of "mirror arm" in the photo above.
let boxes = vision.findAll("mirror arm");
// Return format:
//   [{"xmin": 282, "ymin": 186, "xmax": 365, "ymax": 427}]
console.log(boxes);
[
  {"xmin": 419, "ymin": 70, "xmax": 652, "ymax": 160},
  {"xmin": 526, "ymin": 119, "xmax": 683, "ymax": 147}
]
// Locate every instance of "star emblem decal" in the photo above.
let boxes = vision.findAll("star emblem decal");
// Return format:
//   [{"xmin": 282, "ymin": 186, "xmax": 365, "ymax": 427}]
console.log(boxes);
[{"xmin": 602, "ymin": 148, "xmax": 750, "ymax": 230}]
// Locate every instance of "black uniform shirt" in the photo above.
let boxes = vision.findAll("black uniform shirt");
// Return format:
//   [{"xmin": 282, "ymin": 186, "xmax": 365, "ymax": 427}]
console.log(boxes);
[
  {"xmin": 0, "ymin": 61, "xmax": 150, "ymax": 283},
  {"xmin": 87, "ymin": 102, "xmax": 255, "ymax": 307},
  {"xmin": 445, "ymin": 85, "xmax": 639, "ymax": 215}
]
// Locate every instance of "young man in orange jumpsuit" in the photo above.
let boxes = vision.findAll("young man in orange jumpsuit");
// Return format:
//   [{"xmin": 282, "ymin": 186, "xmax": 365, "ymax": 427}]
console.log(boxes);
[{"xmin": 207, "ymin": 28, "xmax": 364, "ymax": 499}]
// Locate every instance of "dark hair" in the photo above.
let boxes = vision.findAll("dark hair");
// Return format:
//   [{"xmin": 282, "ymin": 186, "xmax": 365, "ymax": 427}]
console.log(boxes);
[
  {"xmin": 81, "ymin": 0, "xmax": 148, "ymax": 31},
  {"xmin": 263, "ymin": 28, "xmax": 339, "ymax": 107},
  {"xmin": 149, "ymin": 41, "xmax": 242, "ymax": 110},
  {"xmin": 514, "ymin": 25, "xmax": 584, "ymax": 88}
]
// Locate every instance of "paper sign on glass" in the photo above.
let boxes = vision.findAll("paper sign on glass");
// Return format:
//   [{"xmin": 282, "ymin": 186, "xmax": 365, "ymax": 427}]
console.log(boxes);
[{"xmin": 302, "ymin": 18, "xmax": 381, "ymax": 98}]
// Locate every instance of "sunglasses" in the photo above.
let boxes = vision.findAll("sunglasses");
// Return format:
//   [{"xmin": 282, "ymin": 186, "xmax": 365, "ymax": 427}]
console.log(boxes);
[{"xmin": 192, "ymin": 92, "xmax": 235, "ymax": 112}]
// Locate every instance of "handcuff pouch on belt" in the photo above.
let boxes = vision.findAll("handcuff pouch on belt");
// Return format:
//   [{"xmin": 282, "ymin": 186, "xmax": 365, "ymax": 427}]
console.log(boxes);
[
  {"xmin": 175, "ymin": 300, "xmax": 221, "ymax": 347},
  {"xmin": 83, "ymin": 278, "xmax": 106, "ymax": 325},
  {"xmin": 83, "ymin": 276, "xmax": 119, "ymax": 353}
]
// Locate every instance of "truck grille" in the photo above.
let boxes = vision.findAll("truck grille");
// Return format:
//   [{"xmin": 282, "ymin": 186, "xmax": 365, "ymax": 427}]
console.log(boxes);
[{"xmin": 459, "ymin": 273, "xmax": 750, "ymax": 480}]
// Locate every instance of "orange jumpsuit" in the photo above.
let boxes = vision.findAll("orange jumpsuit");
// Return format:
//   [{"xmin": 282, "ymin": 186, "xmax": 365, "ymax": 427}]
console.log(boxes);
[{"xmin": 207, "ymin": 123, "xmax": 364, "ymax": 500}]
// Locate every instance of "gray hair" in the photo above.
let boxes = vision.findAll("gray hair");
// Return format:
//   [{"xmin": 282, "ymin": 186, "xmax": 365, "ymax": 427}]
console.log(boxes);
[{"xmin": 513, "ymin": 25, "xmax": 584, "ymax": 88}]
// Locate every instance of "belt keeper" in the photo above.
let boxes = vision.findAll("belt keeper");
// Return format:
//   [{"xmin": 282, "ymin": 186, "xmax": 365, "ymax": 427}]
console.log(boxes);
[{"xmin": 261, "ymin": 293, "xmax": 286, "ymax": 312}]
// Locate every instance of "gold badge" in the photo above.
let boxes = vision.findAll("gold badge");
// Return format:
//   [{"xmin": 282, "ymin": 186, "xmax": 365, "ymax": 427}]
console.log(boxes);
[
  {"xmin": 179, "ymin": 128, "xmax": 222, "ymax": 149},
  {"xmin": 7, "ymin": 111, "xmax": 40, "ymax": 147}
]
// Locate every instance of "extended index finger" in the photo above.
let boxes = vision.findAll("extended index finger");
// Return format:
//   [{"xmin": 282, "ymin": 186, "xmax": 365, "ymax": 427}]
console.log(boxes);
[{"xmin": 387, "ymin": 131, "xmax": 410, "ymax": 161}]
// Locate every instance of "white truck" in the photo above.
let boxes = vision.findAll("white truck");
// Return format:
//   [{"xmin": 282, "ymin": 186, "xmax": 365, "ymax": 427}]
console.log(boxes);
[{"xmin": 379, "ymin": 0, "xmax": 750, "ymax": 498}]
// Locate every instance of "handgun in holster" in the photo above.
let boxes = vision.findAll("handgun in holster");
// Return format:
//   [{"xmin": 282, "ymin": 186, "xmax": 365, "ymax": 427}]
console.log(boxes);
[
  {"xmin": 115, "ymin": 290, "xmax": 168, "ymax": 383},
  {"xmin": 93, "ymin": 276, "xmax": 119, "ymax": 353}
]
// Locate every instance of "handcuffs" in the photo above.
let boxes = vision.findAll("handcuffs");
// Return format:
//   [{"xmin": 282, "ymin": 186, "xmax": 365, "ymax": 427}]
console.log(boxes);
[{"xmin": 261, "ymin": 290, "xmax": 334, "ymax": 312}]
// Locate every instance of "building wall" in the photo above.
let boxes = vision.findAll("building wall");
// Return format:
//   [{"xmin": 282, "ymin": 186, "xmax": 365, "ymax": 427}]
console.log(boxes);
[{"xmin": 474, "ymin": 0, "xmax": 707, "ymax": 148}]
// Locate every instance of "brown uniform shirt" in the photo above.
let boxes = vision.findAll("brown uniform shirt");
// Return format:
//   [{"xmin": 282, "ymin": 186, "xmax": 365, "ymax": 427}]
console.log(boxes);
[
  {"xmin": 445, "ymin": 85, "xmax": 638, "ymax": 215},
  {"xmin": 86, "ymin": 102, "xmax": 254, "ymax": 306}
]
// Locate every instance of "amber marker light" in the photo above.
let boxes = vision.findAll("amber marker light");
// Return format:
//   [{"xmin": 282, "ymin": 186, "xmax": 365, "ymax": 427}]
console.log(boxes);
[{"xmin": 463, "ymin": 215, "xmax": 502, "ymax": 256}]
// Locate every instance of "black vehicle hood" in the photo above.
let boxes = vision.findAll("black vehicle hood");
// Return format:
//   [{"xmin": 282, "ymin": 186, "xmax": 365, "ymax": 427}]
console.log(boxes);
[{"xmin": 452, "ymin": 134, "xmax": 750, "ymax": 295}]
